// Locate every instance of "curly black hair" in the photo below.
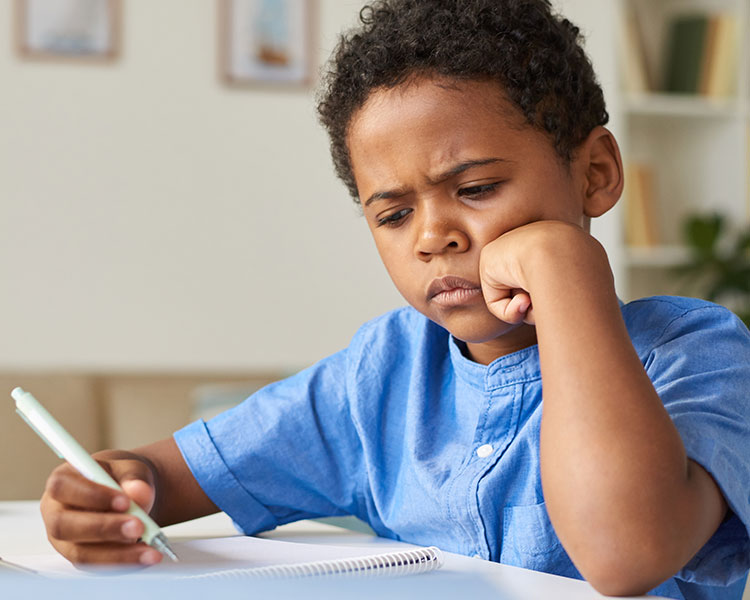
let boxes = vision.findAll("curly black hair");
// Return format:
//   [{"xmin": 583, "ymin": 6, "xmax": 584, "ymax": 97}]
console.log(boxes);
[{"xmin": 316, "ymin": 0, "xmax": 609, "ymax": 202}]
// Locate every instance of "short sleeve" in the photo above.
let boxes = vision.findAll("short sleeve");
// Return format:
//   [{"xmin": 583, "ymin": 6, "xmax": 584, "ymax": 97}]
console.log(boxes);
[
  {"xmin": 643, "ymin": 303, "xmax": 750, "ymax": 585},
  {"xmin": 173, "ymin": 348, "xmax": 364, "ymax": 535}
]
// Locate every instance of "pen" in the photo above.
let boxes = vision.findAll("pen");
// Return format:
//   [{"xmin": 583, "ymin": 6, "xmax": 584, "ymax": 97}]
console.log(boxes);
[{"xmin": 11, "ymin": 387, "xmax": 179, "ymax": 562}]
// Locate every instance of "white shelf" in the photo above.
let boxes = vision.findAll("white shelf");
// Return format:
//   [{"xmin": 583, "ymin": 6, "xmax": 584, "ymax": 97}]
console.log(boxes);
[
  {"xmin": 614, "ymin": 0, "xmax": 750, "ymax": 300},
  {"xmin": 623, "ymin": 93, "xmax": 744, "ymax": 119},
  {"xmin": 625, "ymin": 245, "xmax": 692, "ymax": 268}
]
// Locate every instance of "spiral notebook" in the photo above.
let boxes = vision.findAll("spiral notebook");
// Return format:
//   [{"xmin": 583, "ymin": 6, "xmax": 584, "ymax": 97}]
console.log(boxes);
[
  {"xmin": 3, "ymin": 535, "xmax": 443, "ymax": 580},
  {"xmin": 178, "ymin": 545, "xmax": 443, "ymax": 579}
]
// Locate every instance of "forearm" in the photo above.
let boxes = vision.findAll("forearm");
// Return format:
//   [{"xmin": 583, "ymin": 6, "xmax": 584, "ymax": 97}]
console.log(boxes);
[{"xmin": 529, "ymin": 235, "xmax": 724, "ymax": 592}]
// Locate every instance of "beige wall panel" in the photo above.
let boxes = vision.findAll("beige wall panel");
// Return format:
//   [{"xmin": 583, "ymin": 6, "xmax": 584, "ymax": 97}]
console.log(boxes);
[
  {"xmin": 100, "ymin": 374, "xmax": 279, "ymax": 450},
  {"xmin": 0, "ymin": 375, "xmax": 100, "ymax": 500}
]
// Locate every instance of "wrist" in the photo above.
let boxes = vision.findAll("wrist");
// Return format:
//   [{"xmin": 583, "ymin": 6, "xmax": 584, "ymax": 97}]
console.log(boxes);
[{"xmin": 522, "ymin": 223, "xmax": 614, "ymax": 299}]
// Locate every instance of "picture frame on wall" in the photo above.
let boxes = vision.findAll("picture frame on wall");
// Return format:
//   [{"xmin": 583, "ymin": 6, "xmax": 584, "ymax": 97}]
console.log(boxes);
[
  {"xmin": 15, "ymin": 0, "xmax": 121, "ymax": 62},
  {"xmin": 220, "ymin": 0, "xmax": 317, "ymax": 88}
]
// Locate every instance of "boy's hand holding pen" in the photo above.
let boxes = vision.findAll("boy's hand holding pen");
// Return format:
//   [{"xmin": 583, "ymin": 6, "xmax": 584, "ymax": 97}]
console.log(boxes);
[
  {"xmin": 21, "ymin": 386, "xmax": 217, "ymax": 566},
  {"xmin": 40, "ymin": 450, "xmax": 166, "ymax": 566},
  {"xmin": 12, "ymin": 388, "xmax": 178, "ymax": 565}
]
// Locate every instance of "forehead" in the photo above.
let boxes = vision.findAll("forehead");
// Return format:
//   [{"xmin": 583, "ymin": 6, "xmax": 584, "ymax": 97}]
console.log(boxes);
[
  {"xmin": 350, "ymin": 77, "xmax": 521, "ymax": 144},
  {"xmin": 347, "ymin": 77, "xmax": 553, "ymax": 185}
]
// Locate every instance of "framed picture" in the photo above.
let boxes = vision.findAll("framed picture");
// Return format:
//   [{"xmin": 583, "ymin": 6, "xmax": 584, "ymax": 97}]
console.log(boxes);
[
  {"xmin": 15, "ymin": 0, "xmax": 121, "ymax": 61},
  {"xmin": 220, "ymin": 0, "xmax": 317, "ymax": 88}
]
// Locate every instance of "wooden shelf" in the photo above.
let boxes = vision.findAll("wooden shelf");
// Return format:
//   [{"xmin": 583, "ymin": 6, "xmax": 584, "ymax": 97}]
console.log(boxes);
[
  {"xmin": 623, "ymin": 93, "xmax": 744, "ymax": 119},
  {"xmin": 625, "ymin": 245, "xmax": 692, "ymax": 268}
]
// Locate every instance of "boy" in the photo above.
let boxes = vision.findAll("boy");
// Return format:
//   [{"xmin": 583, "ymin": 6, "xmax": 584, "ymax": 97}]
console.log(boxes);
[{"xmin": 39, "ymin": 1, "xmax": 750, "ymax": 598}]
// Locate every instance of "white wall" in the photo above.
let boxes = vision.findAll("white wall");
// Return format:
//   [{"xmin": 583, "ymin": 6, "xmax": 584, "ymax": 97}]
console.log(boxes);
[
  {"xmin": 555, "ymin": 0, "xmax": 625, "ymax": 291},
  {"xmin": 0, "ymin": 0, "xmax": 619, "ymax": 372}
]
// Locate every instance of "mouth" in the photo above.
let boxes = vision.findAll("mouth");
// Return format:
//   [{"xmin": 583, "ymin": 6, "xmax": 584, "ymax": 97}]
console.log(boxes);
[{"xmin": 427, "ymin": 275, "xmax": 483, "ymax": 308}]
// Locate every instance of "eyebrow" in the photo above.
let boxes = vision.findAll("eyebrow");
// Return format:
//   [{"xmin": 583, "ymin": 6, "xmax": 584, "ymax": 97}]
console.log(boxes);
[{"xmin": 364, "ymin": 158, "xmax": 511, "ymax": 207}]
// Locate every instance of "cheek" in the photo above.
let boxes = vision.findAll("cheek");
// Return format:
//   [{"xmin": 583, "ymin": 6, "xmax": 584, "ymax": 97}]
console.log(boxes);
[{"xmin": 464, "ymin": 207, "xmax": 525, "ymax": 245}]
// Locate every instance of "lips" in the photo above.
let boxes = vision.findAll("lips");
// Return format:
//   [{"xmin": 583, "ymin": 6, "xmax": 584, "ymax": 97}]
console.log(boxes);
[{"xmin": 427, "ymin": 276, "xmax": 483, "ymax": 307}]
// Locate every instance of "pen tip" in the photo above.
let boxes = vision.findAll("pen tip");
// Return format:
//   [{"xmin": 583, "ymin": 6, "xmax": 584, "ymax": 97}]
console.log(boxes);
[{"xmin": 151, "ymin": 534, "xmax": 179, "ymax": 563}]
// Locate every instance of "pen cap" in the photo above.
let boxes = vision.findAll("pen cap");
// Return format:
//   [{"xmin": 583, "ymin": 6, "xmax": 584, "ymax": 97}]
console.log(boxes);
[{"xmin": 12, "ymin": 387, "xmax": 66, "ymax": 460}]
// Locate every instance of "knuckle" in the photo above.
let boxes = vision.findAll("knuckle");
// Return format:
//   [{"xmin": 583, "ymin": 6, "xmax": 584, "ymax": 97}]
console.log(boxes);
[
  {"xmin": 100, "ymin": 517, "xmax": 119, "ymax": 540},
  {"xmin": 46, "ymin": 513, "xmax": 65, "ymax": 540},
  {"xmin": 45, "ymin": 472, "xmax": 67, "ymax": 500}
]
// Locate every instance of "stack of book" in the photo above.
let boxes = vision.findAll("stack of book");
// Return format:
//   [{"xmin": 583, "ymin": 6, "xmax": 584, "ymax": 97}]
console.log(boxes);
[
  {"xmin": 620, "ymin": 10, "xmax": 740, "ymax": 98},
  {"xmin": 664, "ymin": 13, "xmax": 740, "ymax": 98}
]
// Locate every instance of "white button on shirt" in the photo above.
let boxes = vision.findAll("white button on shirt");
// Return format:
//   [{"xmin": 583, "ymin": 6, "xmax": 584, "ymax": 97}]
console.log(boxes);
[{"xmin": 476, "ymin": 444, "xmax": 494, "ymax": 458}]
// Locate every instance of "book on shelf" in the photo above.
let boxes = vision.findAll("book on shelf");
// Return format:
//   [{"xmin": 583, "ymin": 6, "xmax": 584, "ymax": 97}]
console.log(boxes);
[
  {"xmin": 664, "ymin": 15, "xmax": 708, "ymax": 94},
  {"xmin": 619, "ymin": 7, "xmax": 650, "ymax": 94},
  {"xmin": 624, "ymin": 163, "xmax": 659, "ymax": 248},
  {"xmin": 703, "ymin": 15, "xmax": 739, "ymax": 98},
  {"xmin": 663, "ymin": 12, "xmax": 739, "ymax": 98}
]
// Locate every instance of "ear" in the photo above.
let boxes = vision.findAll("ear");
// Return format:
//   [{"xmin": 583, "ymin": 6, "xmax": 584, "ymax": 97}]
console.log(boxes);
[{"xmin": 576, "ymin": 126, "xmax": 624, "ymax": 218}]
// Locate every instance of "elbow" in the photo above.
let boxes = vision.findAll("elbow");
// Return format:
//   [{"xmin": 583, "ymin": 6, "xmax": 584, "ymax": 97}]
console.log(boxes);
[
  {"xmin": 585, "ymin": 569, "xmax": 661, "ymax": 598},
  {"xmin": 573, "ymin": 539, "xmax": 678, "ymax": 596}
]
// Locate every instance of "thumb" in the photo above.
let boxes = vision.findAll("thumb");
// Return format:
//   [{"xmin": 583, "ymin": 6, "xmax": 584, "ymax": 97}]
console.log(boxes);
[
  {"xmin": 108, "ymin": 459, "xmax": 156, "ymax": 513},
  {"xmin": 120, "ymin": 478, "xmax": 155, "ymax": 513}
]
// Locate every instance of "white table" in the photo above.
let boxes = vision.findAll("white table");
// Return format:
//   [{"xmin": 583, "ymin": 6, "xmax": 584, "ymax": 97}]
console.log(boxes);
[{"xmin": 0, "ymin": 501, "xmax": 656, "ymax": 599}]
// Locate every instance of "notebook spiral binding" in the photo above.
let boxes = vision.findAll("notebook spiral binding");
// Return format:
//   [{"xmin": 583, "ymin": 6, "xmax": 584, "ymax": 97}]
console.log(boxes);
[{"xmin": 179, "ymin": 546, "xmax": 444, "ymax": 580}]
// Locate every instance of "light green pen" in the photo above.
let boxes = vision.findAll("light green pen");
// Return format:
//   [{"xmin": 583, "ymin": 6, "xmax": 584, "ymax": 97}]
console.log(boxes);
[{"xmin": 11, "ymin": 387, "xmax": 179, "ymax": 562}]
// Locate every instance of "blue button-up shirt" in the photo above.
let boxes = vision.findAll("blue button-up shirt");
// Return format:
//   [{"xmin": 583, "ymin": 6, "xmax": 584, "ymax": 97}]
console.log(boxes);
[{"xmin": 175, "ymin": 296, "xmax": 750, "ymax": 599}]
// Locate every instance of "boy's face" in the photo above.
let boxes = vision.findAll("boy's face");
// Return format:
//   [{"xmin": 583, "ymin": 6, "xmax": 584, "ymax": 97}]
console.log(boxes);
[{"xmin": 348, "ymin": 76, "xmax": 590, "ymax": 360}]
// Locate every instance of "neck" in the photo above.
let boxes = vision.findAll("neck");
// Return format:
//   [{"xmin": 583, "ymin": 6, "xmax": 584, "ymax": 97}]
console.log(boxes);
[{"xmin": 464, "ymin": 324, "xmax": 538, "ymax": 365}]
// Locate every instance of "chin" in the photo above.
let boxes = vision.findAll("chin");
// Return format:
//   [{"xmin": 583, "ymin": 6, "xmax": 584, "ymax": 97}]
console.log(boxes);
[{"xmin": 436, "ymin": 312, "xmax": 517, "ymax": 344}]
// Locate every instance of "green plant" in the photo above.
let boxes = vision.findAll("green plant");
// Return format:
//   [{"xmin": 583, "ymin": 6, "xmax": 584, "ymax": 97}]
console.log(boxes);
[{"xmin": 673, "ymin": 213, "xmax": 750, "ymax": 327}]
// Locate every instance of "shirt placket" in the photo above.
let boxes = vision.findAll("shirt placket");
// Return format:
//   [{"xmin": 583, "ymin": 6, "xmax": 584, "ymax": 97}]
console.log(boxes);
[{"xmin": 450, "ymin": 380, "xmax": 522, "ymax": 559}]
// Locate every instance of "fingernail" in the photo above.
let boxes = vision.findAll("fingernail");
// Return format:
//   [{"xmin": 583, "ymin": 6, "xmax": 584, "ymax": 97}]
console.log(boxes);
[
  {"xmin": 112, "ymin": 496, "xmax": 129, "ymax": 511},
  {"xmin": 140, "ymin": 550, "xmax": 161, "ymax": 565},
  {"xmin": 122, "ymin": 520, "xmax": 140, "ymax": 538}
]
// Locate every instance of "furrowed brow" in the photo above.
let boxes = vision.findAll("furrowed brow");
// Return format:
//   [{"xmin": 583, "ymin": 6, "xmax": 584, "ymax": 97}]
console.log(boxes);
[
  {"xmin": 364, "ymin": 158, "xmax": 511, "ymax": 207},
  {"xmin": 426, "ymin": 158, "xmax": 510, "ymax": 185},
  {"xmin": 364, "ymin": 188, "xmax": 409, "ymax": 207}
]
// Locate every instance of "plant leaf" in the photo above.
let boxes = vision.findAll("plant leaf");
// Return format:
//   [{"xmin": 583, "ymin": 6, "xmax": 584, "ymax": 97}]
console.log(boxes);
[{"xmin": 683, "ymin": 213, "xmax": 723, "ymax": 257}]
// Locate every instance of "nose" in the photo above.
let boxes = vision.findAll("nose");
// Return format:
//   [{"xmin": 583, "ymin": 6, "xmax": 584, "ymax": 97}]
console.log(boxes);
[{"xmin": 414, "ymin": 206, "xmax": 470, "ymax": 261}]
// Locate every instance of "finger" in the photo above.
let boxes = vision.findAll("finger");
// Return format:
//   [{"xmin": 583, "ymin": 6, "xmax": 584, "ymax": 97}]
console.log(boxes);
[
  {"xmin": 56, "ymin": 540, "xmax": 163, "ymax": 567},
  {"xmin": 508, "ymin": 291, "xmax": 531, "ymax": 320},
  {"xmin": 44, "ymin": 466, "xmax": 130, "ymax": 512},
  {"xmin": 501, "ymin": 293, "xmax": 528, "ymax": 325},
  {"xmin": 487, "ymin": 291, "xmax": 530, "ymax": 325},
  {"xmin": 46, "ymin": 509, "xmax": 145, "ymax": 544},
  {"xmin": 485, "ymin": 297, "xmax": 513, "ymax": 322},
  {"xmin": 523, "ymin": 305, "xmax": 536, "ymax": 326}
]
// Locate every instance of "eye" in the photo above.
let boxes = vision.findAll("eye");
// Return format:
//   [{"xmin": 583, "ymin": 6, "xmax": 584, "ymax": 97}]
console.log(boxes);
[
  {"xmin": 458, "ymin": 182, "xmax": 501, "ymax": 200},
  {"xmin": 376, "ymin": 208, "xmax": 412, "ymax": 228}
]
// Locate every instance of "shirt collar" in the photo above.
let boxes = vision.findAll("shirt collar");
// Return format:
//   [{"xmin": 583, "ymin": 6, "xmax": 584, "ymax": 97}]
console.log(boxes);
[
  {"xmin": 448, "ymin": 334, "xmax": 541, "ymax": 391},
  {"xmin": 445, "ymin": 298, "xmax": 625, "ymax": 390}
]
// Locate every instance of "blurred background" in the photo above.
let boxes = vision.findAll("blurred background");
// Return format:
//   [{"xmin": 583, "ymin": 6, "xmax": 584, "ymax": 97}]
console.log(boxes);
[{"xmin": 0, "ymin": 0, "xmax": 748, "ymax": 500}]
